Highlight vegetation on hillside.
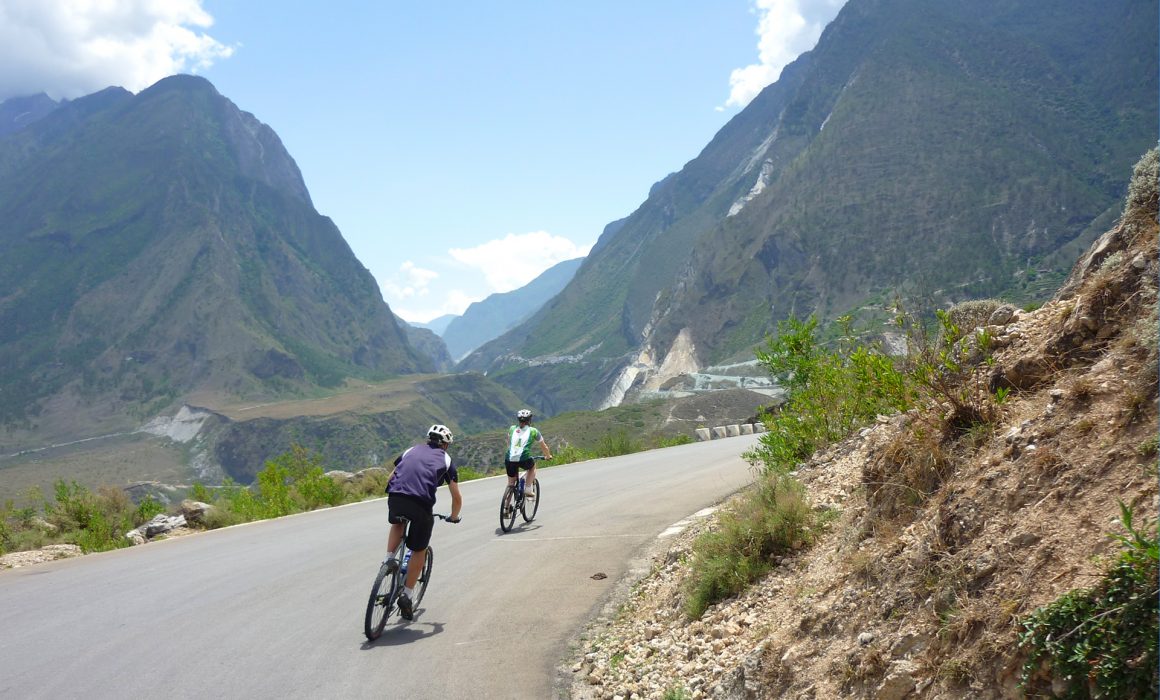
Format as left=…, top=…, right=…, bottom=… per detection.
left=1, top=480, right=166, bottom=555
left=0, top=417, right=697, bottom=557
left=1018, top=502, right=1158, bottom=698
left=675, top=147, right=1159, bottom=696
left=683, top=313, right=915, bottom=618
left=680, top=292, right=1157, bottom=692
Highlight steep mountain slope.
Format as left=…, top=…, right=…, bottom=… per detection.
left=442, top=256, right=583, bottom=360
left=570, top=148, right=1158, bottom=700
left=0, top=75, right=430, bottom=446
left=396, top=314, right=454, bottom=371
left=463, top=0, right=1157, bottom=414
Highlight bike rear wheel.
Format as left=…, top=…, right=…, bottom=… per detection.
left=364, top=557, right=400, bottom=640
left=414, top=547, right=434, bottom=607
left=499, top=486, right=518, bottom=532
left=521, top=478, right=540, bottom=522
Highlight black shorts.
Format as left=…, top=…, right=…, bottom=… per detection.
left=386, top=494, right=434, bottom=551
left=504, top=457, right=535, bottom=479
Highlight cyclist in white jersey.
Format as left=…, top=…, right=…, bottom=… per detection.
left=505, top=409, right=552, bottom=499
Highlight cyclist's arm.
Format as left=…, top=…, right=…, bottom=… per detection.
left=448, top=480, right=463, bottom=521
left=537, top=435, right=553, bottom=460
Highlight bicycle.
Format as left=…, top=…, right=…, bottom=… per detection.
left=499, top=456, right=547, bottom=533
left=363, top=513, right=450, bottom=640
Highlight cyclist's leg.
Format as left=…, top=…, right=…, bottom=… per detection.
left=385, top=494, right=409, bottom=554
left=402, top=508, right=434, bottom=591
left=405, top=547, right=427, bottom=589
left=523, top=457, right=537, bottom=499
left=504, top=458, right=519, bottom=488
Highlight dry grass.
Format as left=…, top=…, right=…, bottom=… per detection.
left=863, top=425, right=952, bottom=521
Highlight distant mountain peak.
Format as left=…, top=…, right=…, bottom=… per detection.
left=0, top=75, right=428, bottom=436
left=460, top=0, right=1158, bottom=414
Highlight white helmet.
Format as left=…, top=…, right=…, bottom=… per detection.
left=516, top=409, right=533, bottom=421
left=427, top=424, right=454, bottom=444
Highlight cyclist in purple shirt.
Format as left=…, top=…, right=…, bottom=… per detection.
left=385, top=424, right=463, bottom=620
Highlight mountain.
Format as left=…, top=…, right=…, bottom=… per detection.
left=0, top=93, right=59, bottom=137
left=0, top=75, right=431, bottom=446
left=569, top=147, right=1160, bottom=699
left=395, top=314, right=454, bottom=371
left=410, top=314, right=457, bottom=335
left=460, top=0, right=1158, bottom=414
left=442, top=257, right=584, bottom=361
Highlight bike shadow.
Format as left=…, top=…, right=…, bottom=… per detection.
left=493, top=522, right=544, bottom=536
left=360, top=616, right=445, bottom=649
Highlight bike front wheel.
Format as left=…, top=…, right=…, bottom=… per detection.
left=521, top=478, right=540, bottom=522
left=364, top=558, right=400, bottom=641
left=499, top=486, right=518, bottom=532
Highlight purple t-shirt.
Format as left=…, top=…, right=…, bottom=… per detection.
left=386, top=442, right=458, bottom=507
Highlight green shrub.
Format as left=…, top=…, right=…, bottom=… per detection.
left=0, top=504, right=11, bottom=556
left=133, top=495, right=166, bottom=524
left=897, top=306, right=1004, bottom=436
left=293, top=467, right=345, bottom=510
left=190, top=482, right=214, bottom=503
left=456, top=466, right=485, bottom=482
left=684, top=472, right=814, bottom=618
left=655, top=434, right=694, bottom=448
left=749, top=315, right=911, bottom=475
left=551, top=444, right=591, bottom=466
left=595, top=431, right=640, bottom=458
left=254, top=457, right=296, bottom=518
left=348, top=470, right=390, bottom=498
left=1018, top=503, right=1158, bottom=698
left=40, top=481, right=143, bottom=552
left=214, top=478, right=265, bottom=523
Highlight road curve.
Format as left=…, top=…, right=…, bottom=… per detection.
left=0, top=434, right=761, bottom=699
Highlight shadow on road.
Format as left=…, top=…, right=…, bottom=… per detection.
left=493, top=522, right=544, bottom=537
left=360, top=618, right=445, bottom=649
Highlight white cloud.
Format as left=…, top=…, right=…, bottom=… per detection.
left=0, top=0, right=233, bottom=101
left=380, top=260, right=438, bottom=302
left=723, top=0, right=847, bottom=109
left=449, top=231, right=590, bottom=295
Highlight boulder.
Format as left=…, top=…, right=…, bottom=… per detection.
left=142, top=514, right=187, bottom=539
left=180, top=500, right=213, bottom=524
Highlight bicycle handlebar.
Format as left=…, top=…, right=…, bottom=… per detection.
left=434, top=513, right=460, bottom=523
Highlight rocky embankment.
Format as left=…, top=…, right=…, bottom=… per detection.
left=563, top=153, right=1159, bottom=699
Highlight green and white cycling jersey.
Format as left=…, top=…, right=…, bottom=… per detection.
left=507, top=425, right=542, bottom=461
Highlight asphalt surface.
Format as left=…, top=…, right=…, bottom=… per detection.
left=0, top=434, right=760, bottom=699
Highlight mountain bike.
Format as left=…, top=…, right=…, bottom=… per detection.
left=499, top=456, right=547, bottom=533
left=363, top=513, right=450, bottom=640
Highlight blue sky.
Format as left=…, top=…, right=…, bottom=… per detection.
left=0, top=0, right=847, bottom=323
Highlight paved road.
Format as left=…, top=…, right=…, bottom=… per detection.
left=0, top=434, right=760, bottom=699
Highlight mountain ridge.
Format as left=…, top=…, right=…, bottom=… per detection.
left=461, top=0, right=1158, bottom=415
left=0, top=75, right=430, bottom=444
left=442, top=256, right=583, bottom=361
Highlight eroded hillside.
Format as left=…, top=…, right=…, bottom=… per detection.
left=566, top=152, right=1158, bottom=699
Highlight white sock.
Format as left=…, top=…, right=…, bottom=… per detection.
left=404, top=586, right=414, bottom=598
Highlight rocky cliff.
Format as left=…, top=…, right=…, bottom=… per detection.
left=565, top=150, right=1158, bottom=699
